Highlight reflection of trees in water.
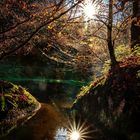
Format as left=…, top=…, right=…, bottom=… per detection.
left=0, top=54, right=93, bottom=103
left=1, top=53, right=94, bottom=81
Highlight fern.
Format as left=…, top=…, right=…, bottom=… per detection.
left=1, top=95, right=6, bottom=111
left=132, top=45, right=140, bottom=56
left=0, top=86, right=18, bottom=111
left=7, top=99, right=18, bottom=108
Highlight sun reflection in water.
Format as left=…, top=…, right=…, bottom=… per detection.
left=70, top=130, right=80, bottom=140
left=67, top=117, right=93, bottom=140
left=54, top=116, right=95, bottom=140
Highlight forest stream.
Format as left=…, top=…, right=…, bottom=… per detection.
left=0, top=61, right=92, bottom=140
left=0, top=0, right=140, bottom=139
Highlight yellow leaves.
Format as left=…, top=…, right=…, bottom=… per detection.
left=89, top=37, right=94, bottom=42
left=48, top=25, right=52, bottom=29
left=88, top=37, right=97, bottom=42
left=58, top=32, right=62, bottom=37
left=89, top=44, right=93, bottom=47
left=80, top=41, right=87, bottom=45
left=43, top=11, right=48, bottom=16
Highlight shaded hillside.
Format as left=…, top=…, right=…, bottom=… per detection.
left=72, top=56, right=140, bottom=140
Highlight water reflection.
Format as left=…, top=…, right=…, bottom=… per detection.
left=54, top=127, right=68, bottom=140
left=0, top=58, right=93, bottom=140
left=0, top=62, right=91, bottom=103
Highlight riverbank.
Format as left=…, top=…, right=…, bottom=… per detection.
left=72, top=56, right=140, bottom=140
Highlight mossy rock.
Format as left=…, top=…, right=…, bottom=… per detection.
left=0, top=81, right=41, bottom=137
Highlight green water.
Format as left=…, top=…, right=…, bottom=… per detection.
left=0, top=62, right=91, bottom=101
left=0, top=63, right=90, bottom=83
left=0, top=77, right=87, bottom=86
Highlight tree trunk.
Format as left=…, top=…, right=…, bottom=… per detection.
left=107, top=0, right=118, bottom=66
left=131, top=0, right=140, bottom=48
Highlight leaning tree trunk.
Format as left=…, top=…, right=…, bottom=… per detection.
left=131, top=0, right=140, bottom=48
left=107, top=0, right=118, bottom=66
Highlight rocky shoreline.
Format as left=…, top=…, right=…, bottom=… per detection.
left=0, top=81, right=41, bottom=137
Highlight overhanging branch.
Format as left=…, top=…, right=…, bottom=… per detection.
left=0, top=0, right=83, bottom=60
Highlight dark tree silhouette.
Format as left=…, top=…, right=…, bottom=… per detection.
left=107, top=0, right=118, bottom=66
left=131, top=0, right=140, bottom=48
left=118, top=0, right=140, bottom=48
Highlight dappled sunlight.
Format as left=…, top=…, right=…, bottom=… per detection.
left=0, top=0, right=140, bottom=139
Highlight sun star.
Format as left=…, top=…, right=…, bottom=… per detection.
left=82, top=0, right=99, bottom=21
left=83, top=2, right=95, bottom=19
left=70, top=131, right=80, bottom=140
left=67, top=117, right=94, bottom=140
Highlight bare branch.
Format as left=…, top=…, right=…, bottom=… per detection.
left=0, top=0, right=83, bottom=60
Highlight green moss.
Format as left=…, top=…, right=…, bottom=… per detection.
left=0, top=81, right=38, bottom=112
left=77, top=83, right=93, bottom=98
left=0, top=81, right=40, bottom=137
left=137, top=70, right=140, bottom=78
left=77, top=76, right=105, bottom=98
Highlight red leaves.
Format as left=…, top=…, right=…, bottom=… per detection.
left=93, top=76, right=105, bottom=86
left=18, top=94, right=28, bottom=102
left=5, top=0, right=28, bottom=11
left=19, top=0, right=28, bottom=10
left=93, top=81, right=97, bottom=86
left=0, top=93, right=3, bottom=97
left=120, top=56, right=140, bottom=68
left=22, top=2, right=26, bottom=10
left=12, top=92, right=28, bottom=102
